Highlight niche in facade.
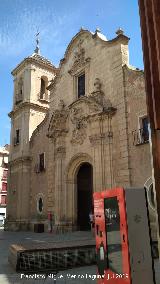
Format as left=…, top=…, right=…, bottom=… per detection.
left=15, top=78, right=23, bottom=104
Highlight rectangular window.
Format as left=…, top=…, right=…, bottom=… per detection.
left=40, top=78, right=46, bottom=99
left=14, top=129, right=20, bottom=146
left=16, top=129, right=20, bottom=144
left=78, top=73, right=85, bottom=98
left=139, top=116, right=149, bottom=143
left=39, top=153, right=45, bottom=172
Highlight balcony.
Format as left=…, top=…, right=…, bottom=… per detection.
left=132, top=128, right=149, bottom=146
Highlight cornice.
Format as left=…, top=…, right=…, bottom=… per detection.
left=98, top=33, right=130, bottom=45
left=11, top=57, right=57, bottom=76
left=64, top=29, right=129, bottom=62
left=123, top=64, right=144, bottom=74
left=8, top=101, right=49, bottom=118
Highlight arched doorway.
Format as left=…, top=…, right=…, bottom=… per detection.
left=77, top=163, right=93, bottom=230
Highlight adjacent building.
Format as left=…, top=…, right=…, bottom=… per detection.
left=0, top=145, right=9, bottom=223
left=6, top=28, right=156, bottom=238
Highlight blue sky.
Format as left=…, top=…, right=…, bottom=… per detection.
left=0, top=0, right=143, bottom=146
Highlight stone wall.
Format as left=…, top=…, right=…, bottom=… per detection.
left=29, top=116, right=49, bottom=231
left=123, top=65, right=152, bottom=186
left=46, top=29, right=133, bottom=228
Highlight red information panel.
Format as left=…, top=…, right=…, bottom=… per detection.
left=94, top=188, right=131, bottom=284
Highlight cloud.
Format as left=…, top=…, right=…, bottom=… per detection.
left=0, top=3, right=78, bottom=58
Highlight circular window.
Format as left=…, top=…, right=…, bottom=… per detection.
left=38, top=197, right=43, bottom=213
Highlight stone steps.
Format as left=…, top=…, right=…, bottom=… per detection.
left=8, top=238, right=96, bottom=273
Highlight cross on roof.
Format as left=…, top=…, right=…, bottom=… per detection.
left=34, top=30, right=40, bottom=54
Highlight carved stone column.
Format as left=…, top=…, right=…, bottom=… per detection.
left=47, top=100, right=69, bottom=229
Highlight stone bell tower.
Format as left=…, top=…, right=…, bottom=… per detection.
left=6, top=35, right=57, bottom=230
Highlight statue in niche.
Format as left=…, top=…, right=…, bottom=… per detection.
left=93, top=78, right=102, bottom=92
left=91, top=78, right=113, bottom=110
left=90, top=77, right=104, bottom=105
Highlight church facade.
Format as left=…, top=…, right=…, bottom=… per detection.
left=6, top=28, right=156, bottom=235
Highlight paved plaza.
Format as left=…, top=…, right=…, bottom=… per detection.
left=0, top=228, right=159, bottom=284
left=0, top=229, right=97, bottom=284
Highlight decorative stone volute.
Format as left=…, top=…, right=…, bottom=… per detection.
left=47, top=100, right=69, bottom=139
left=68, top=93, right=116, bottom=145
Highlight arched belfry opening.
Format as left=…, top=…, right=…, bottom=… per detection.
left=40, top=76, right=48, bottom=100
left=76, top=162, right=93, bottom=230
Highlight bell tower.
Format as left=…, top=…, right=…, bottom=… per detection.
left=6, top=36, right=57, bottom=230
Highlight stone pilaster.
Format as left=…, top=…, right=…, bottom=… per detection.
left=89, top=112, right=116, bottom=192
left=54, top=145, right=66, bottom=224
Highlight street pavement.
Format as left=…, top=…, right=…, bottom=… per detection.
left=0, top=228, right=159, bottom=284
